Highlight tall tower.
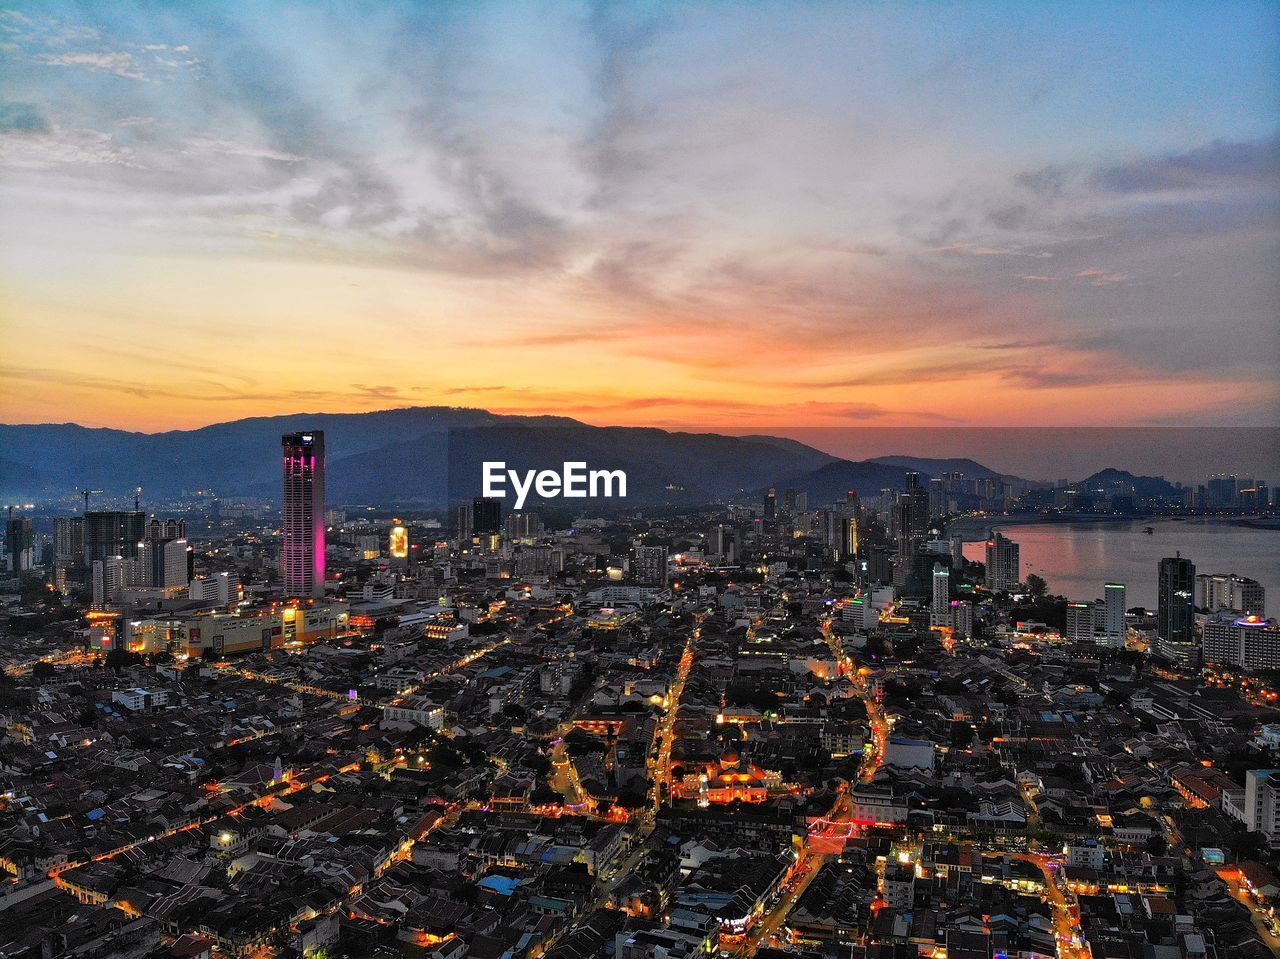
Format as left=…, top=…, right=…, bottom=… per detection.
left=1156, top=555, right=1196, bottom=664
left=282, top=431, right=326, bottom=599
left=5, top=511, right=35, bottom=574
left=931, top=563, right=951, bottom=627
left=1103, top=583, right=1126, bottom=648
left=895, top=472, right=929, bottom=561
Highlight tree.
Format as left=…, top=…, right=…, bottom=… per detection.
left=105, top=648, right=142, bottom=671
left=530, top=784, right=559, bottom=806
left=1025, top=574, right=1048, bottom=598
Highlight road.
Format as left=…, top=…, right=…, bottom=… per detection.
left=822, top=617, right=888, bottom=784
left=986, top=850, right=1089, bottom=959
left=573, top=617, right=703, bottom=913
left=1217, top=866, right=1280, bottom=954
left=728, top=618, right=885, bottom=956
left=735, top=794, right=857, bottom=956
left=216, top=638, right=509, bottom=708
left=645, top=622, right=700, bottom=822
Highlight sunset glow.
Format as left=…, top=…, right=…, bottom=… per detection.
left=1, top=2, right=1278, bottom=430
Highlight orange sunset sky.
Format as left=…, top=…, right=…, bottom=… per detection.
left=1, top=2, right=1278, bottom=433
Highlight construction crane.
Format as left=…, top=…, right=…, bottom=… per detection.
left=81, top=488, right=103, bottom=513
left=134, top=486, right=142, bottom=512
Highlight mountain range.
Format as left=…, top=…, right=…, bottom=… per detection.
left=0, top=406, right=1131, bottom=509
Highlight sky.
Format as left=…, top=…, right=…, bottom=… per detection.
left=1, top=1, right=1278, bottom=433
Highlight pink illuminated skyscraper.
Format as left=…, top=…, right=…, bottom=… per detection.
left=282, top=431, right=326, bottom=598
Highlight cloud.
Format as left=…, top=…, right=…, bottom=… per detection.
left=0, top=3, right=1276, bottom=428
left=36, top=50, right=146, bottom=79
left=183, top=136, right=303, bottom=163
left=1093, top=137, right=1280, bottom=193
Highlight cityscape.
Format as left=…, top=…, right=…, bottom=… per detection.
left=0, top=423, right=1279, bottom=959
left=2, top=3, right=1279, bottom=959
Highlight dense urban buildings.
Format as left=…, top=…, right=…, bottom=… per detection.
left=2, top=430, right=1279, bottom=959
left=3, top=3, right=1277, bottom=957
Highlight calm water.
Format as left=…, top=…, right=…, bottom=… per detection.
left=960, top=519, right=1280, bottom=610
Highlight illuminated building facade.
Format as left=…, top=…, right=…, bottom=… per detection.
left=282, top=431, right=326, bottom=598
left=389, top=524, right=409, bottom=559
left=167, top=602, right=350, bottom=658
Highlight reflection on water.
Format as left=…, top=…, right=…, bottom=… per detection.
left=961, top=519, right=1279, bottom=610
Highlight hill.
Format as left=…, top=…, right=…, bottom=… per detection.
left=1076, top=467, right=1181, bottom=500
left=0, top=407, right=838, bottom=507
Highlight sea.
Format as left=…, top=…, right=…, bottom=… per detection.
left=957, top=518, right=1279, bottom=610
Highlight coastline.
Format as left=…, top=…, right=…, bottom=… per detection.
left=946, top=513, right=1279, bottom=539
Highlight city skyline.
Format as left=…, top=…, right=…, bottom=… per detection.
left=2, top=1, right=1279, bottom=430
left=6, top=6, right=1280, bottom=958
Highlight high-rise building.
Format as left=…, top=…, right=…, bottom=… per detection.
left=840, top=516, right=859, bottom=563
left=472, top=498, right=502, bottom=537
left=928, top=477, right=947, bottom=521
left=456, top=502, right=474, bottom=543
left=1202, top=612, right=1280, bottom=671
left=54, top=516, right=84, bottom=564
left=1156, top=554, right=1196, bottom=664
left=84, top=511, right=145, bottom=564
left=281, top=431, right=326, bottom=599
left=504, top=512, right=543, bottom=542
left=136, top=537, right=189, bottom=588
left=930, top=563, right=950, bottom=627
left=984, top=531, right=1020, bottom=593
left=951, top=600, right=974, bottom=639
left=764, top=488, right=777, bottom=521
left=895, top=473, right=929, bottom=561
left=1206, top=475, right=1238, bottom=509
left=1103, top=582, right=1126, bottom=648
left=1196, top=573, right=1265, bottom=616
left=135, top=518, right=189, bottom=588
left=5, top=514, right=35, bottom=574
left=632, top=545, right=668, bottom=586
left=190, top=571, right=241, bottom=605
left=1064, top=603, right=1096, bottom=643
left=709, top=523, right=731, bottom=561
left=1242, top=770, right=1280, bottom=840
left=91, top=556, right=125, bottom=607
